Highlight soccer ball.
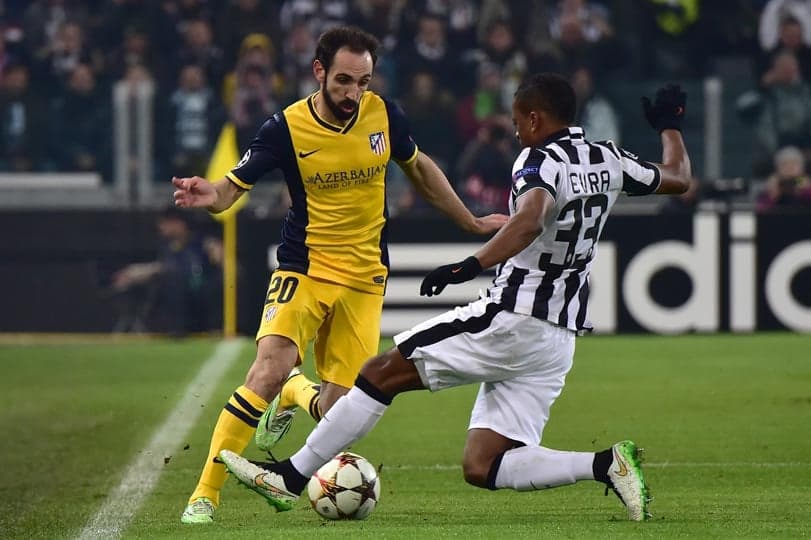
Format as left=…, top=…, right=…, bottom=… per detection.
left=307, top=451, right=380, bottom=520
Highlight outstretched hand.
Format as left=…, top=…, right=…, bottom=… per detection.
left=470, top=213, right=509, bottom=235
left=173, top=176, right=217, bottom=208
left=641, top=84, right=686, bottom=133
left=420, top=256, right=483, bottom=297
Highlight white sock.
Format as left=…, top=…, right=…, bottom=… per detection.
left=494, top=446, right=595, bottom=491
left=290, top=386, right=388, bottom=477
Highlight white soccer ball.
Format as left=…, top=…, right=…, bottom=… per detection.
left=307, top=451, right=381, bottom=520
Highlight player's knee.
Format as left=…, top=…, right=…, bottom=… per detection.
left=358, top=353, right=389, bottom=381
left=358, top=348, right=420, bottom=398
left=356, top=354, right=397, bottom=403
left=246, top=337, right=298, bottom=397
left=461, top=458, right=490, bottom=488
left=245, top=361, right=284, bottom=397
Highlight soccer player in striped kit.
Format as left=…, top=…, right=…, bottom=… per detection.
left=220, top=74, right=692, bottom=521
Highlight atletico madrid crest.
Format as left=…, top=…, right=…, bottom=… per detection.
left=369, top=132, right=386, bottom=155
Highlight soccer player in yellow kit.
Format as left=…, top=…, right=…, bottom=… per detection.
left=174, top=26, right=507, bottom=523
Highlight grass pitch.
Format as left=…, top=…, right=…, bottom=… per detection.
left=0, top=333, right=809, bottom=539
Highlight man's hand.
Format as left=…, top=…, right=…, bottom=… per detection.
left=420, top=256, right=482, bottom=297
left=641, top=84, right=686, bottom=133
left=468, top=213, right=509, bottom=235
left=173, top=176, right=217, bottom=208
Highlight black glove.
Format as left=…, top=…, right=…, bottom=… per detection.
left=641, top=84, right=686, bottom=132
left=420, top=256, right=482, bottom=297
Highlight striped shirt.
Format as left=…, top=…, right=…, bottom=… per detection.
left=489, top=126, right=660, bottom=332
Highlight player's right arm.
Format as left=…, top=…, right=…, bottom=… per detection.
left=172, top=176, right=246, bottom=213
left=419, top=189, right=552, bottom=297
left=473, top=147, right=559, bottom=269
left=173, top=113, right=287, bottom=213
left=473, top=187, right=554, bottom=270
left=419, top=148, right=557, bottom=297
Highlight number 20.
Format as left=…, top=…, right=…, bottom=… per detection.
left=266, top=275, right=299, bottom=304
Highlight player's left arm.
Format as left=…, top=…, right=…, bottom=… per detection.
left=400, top=151, right=507, bottom=235
left=640, top=84, right=692, bottom=194
left=383, top=96, right=506, bottom=235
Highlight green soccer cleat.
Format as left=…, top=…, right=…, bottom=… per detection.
left=255, top=368, right=300, bottom=451
left=219, top=449, right=298, bottom=511
left=606, top=440, right=652, bottom=521
left=180, top=497, right=215, bottom=524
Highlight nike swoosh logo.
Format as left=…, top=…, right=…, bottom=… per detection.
left=529, top=480, right=553, bottom=489
left=613, top=448, right=628, bottom=477
left=254, top=473, right=288, bottom=496
left=451, top=267, right=462, bottom=274
left=298, top=148, right=321, bottom=158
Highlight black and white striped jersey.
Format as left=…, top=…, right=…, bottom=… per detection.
left=489, top=126, right=661, bottom=332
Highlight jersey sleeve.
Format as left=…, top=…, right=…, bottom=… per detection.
left=383, top=98, right=418, bottom=164
left=615, top=143, right=661, bottom=196
left=226, top=112, right=290, bottom=190
left=511, top=147, right=559, bottom=201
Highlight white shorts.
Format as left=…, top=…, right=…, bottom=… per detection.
left=394, top=297, right=575, bottom=446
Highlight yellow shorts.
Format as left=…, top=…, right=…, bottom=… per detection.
left=256, top=270, right=384, bottom=388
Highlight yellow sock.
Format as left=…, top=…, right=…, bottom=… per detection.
left=279, top=372, right=322, bottom=421
left=189, top=385, right=268, bottom=506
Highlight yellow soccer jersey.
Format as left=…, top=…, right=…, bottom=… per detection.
left=226, top=91, right=418, bottom=295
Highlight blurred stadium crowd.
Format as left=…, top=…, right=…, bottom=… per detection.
left=1, top=0, right=810, bottom=214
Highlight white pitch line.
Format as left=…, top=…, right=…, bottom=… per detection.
left=77, top=339, right=245, bottom=540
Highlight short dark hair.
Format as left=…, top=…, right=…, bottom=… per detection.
left=514, top=73, right=576, bottom=124
left=314, top=25, right=380, bottom=74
